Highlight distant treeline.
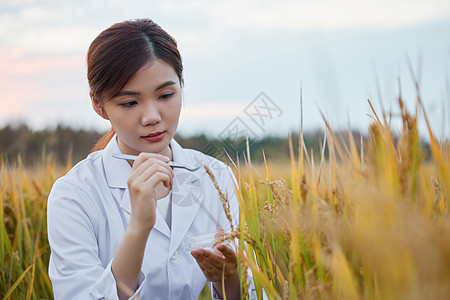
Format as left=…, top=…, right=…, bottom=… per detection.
left=0, top=123, right=399, bottom=167
left=0, top=124, right=102, bottom=166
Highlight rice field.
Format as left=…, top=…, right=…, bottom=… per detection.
left=1, top=96, right=449, bottom=299
left=1, top=157, right=69, bottom=299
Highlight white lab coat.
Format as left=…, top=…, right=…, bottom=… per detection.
left=47, top=136, right=256, bottom=299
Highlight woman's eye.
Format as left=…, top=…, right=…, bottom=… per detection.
left=160, top=93, right=174, bottom=100
left=120, top=101, right=138, bottom=107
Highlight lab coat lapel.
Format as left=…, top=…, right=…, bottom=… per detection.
left=102, top=135, right=129, bottom=189
left=169, top=140, right=204, bottom=253
left=119, top=188, right=171, bottom=238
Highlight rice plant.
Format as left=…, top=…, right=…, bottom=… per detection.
left=223, top=96, right=450, bottom=299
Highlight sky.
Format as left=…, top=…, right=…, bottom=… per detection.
left=1, top=0, right=450, bottom=140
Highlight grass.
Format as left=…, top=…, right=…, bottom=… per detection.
left=1, top=96, right=449, bottom=299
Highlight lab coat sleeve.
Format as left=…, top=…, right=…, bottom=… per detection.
left=47, top=179, right=146, bottom=300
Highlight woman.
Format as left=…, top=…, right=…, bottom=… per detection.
left=47, top=19, right=253, bottom=299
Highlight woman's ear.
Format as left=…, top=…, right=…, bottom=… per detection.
left=90, top=92, right=109, bottom=120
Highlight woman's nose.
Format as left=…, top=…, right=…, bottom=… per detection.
left=140, top=102, right=161, bottom=125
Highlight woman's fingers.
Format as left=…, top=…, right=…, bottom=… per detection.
left=132, top=155, right=174, bottom=180
left=197, top=261, right=219, bottom=281
left=191, top=246, right=240, bottom=282
left=216, top=244, right=237, bottom=262
left=195, top=253, right=224, bottom=273
left=213, top=229, right=237, bottom=261
left=192, top=250, right=225, bottom=282
left=127, top=155, right=174, bottom=191
left=130, top=164, right=172, bottom=189
left=135, top=152, right=170, bottom=164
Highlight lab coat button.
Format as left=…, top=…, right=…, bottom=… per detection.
left=171, top=251, right=179, bottom=260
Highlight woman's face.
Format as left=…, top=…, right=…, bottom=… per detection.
left=99, top=59, right=182, bottom=158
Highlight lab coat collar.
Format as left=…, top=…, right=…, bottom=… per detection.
left=102, top=135, right=131, bottom=189
left=101, top=136, right=204, bottom=244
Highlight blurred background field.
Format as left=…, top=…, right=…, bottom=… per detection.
left=1, top=97, right=449, bottom=299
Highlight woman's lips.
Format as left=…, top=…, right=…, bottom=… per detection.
left=142, top=131, right=165, bottom=142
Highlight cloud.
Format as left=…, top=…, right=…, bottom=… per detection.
left=0, top=46, right=86, bottom=123
left=161, top=0, right=450, bottom=32
left=0, top=46, right=83, bottom=75
left=2, top=0, right=449, bottom=56
left=180, top=102, right=245, bottom=120
left=0, top=0, right=117, bottom=54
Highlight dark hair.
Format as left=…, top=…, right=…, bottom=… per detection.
left=88, top=19, right=183, bottom=151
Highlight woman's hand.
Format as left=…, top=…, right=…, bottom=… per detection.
left=126, top=153, right=174, bottom=233
left=190, top=229, right=238, bottom=283
left=191, top=244, right=238, bottom=282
